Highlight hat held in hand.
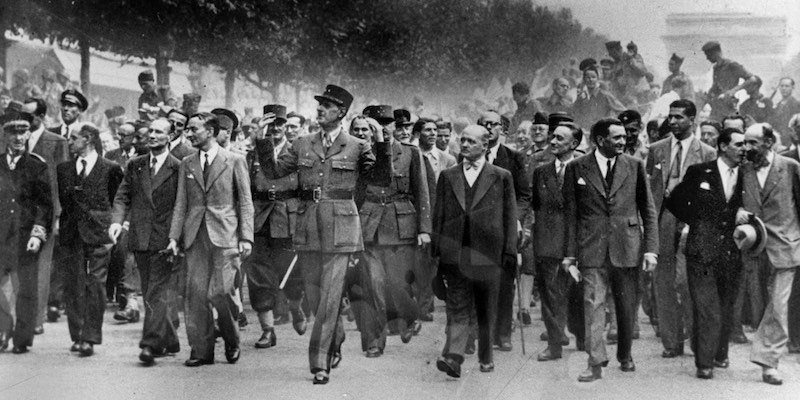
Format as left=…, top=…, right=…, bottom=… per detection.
left=733, top=215, right=767, bottom=256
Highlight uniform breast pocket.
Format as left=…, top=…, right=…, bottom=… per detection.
left=331, top=159, right=357, bottom=185
left=333, top=202, right=359, bottom=246
left=395, top=201, right=417, bottom=239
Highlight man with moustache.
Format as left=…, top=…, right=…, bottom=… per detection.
left=531, top=122, right=585, bottom=361
left=434, top=124, right=518, bottom=377
left=167, top=109, right=193, bottom=160
left=646, top=99, right=716, bottom=358
left=243, top=104, right=307, bottom=350
left=771, top=78, right=800, bottom=148
left=57, top=123, right=124, bottom=357
left=666, top=127, right=746, bottom=379
left=737, top=123, right=800, bottom=385
left=394, top=109, right=414, bottom=144
left=563, top=118, right=658, bottom=382
left=166, top=112, right=254, bottom=367
left=109, top=118, right=181, bottom=365
left=0, top=111, right=51, bottom=353
left=256, top=85, right=391, bottom=384
left=20, top=98, right=68, bottom=332
left=49, top=90, right=87, bottom=138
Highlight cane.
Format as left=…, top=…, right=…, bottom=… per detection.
left=516, top=253, right=526, bottom=355
left=279, top=254, right=299, bottom=290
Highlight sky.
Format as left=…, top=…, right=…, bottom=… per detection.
left=535, top=0, right=800, bottom=67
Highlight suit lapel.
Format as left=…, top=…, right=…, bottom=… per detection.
left=761, top=158, right=784, bottom=200
left=659, top=141, right=673, bottom=189
left=151, top=155, right=177, bottom=192
left=83, top=157, right=104, bottom=186
left=682, top=138, right=702, bottom=177
left=205, top=150, right=228, bottom=191
left=707, top=165, right=728, bottom=205
left=543, top=162, right=563, bottom=204
left=189, top=153, right=205, bottom=189
left=582, top=153, right=607, bottom=198
left=449, top=166, right=466, bottom=211
left=608, top=156, right=630, bottom=197
left=470, top=165, right=497, bottom=210
left=138, top=158, right=154, bottom=205
left=743, top=165, right=762, bottom=207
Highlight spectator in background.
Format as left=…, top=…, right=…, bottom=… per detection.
left=138, top=71, right=159, bottom=109
left=771, top=77, right=800, bottom=148
left=700, top=120, right=723, bottom=148
left=646, top=119, right=663, bottom=144
left=722, top=114, right=747, bottom=132
left=510, top=82, right=543, bottom=135
left=739, top=76, right=772, bottom=125
left=41, top=69, right=64, bottom=125
left=662, top=53, right=695, bottom=102
left=285, top=112, right=306, bottom=143
left=539, top=78, right=573, bottom=115
left=573, top=65, right=626, bottom=135
left=10, top=69, right=42, bottom=102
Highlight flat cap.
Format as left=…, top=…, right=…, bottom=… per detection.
left=702, top=41, right=721, bottom=53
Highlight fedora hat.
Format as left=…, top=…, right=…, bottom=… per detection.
left=733, top=215, right=767, bottom=256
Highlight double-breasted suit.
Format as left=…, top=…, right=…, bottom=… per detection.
left=433, top=161, right=518, bottom=366
left=169, top=145, right=254, bottom=361
left=112, top=153, right=181, bottom=353
left=259, top=129, right=391, bottom=374
left=0, top=152, right=51, bottom=348
left=666, top=159, right=743, bottom=370
left=563, top=152, right=658, bottom=367
left=646, top=136, right=716, bottom=353
left=57, top=155, right=123, bottom=345
left=740, top=154, right=800, bottom=369
left=779, top=148, right=800, bottom=351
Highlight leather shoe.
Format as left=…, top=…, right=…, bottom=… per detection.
left=497, top=341, right=512, bottom=352
left=578, top=365, right=602, bottom=382
left=313, top=371, right=329, bottom=385
left=696, top=368, right=713, bottom=379
left=331, top=351, right=342, bottom=369
left=225, top=345, right=240, bottom=364
left=730, top=331, right=749, bottom=344
left=412, top=321, right=422, bottom=336
left=166, top=343, right=181, bottom=354
left=419, top=313, right=434, bottom=322
left=113, top=307, right=140, bottom=323
left=762, top=369, right=783, bottom=385
left=184, top=357, right=214, bottom=367
left=661, top=348, right=684, bottom=358
left=465, top=341, right=476, bottom=355
left=46, top=306, right=60, bottom=322
left=70, top=342, right=80, bottom=352
left=237, top=312, right=248, bottom=329
left=620, top=360, right=636, bottom=372
left=34, top=325, right=44, bottom=335
left=139, top=347, right=155, bottom=365
left=11, top=345, right=28, bottom=354
left=479, top=362, right=494, bottom=372
left=714, top=359, right=729, bottom=369
left=78, top=342, right=94, bottom=357
left=607, top=330, right=618, bottom=345
left=537, top=348, right=562, bottom=362
left=0, top=332, right=8, bottom=350
left=436, top=356, right=461, bottom=378
left=291, top=309, right=307, bottom=336
left=518, top=310, right=532, bottom=326
left=365, top=347, right=383, bottom=358
left=539, top=331, right=548, bottom=341
left=400, top=326, right=414, bottom=344
left=254, top=330, right=276, bottom=349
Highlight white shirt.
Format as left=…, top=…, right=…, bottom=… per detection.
left=169, top=137, right=183, bottom=151
left=554, top=155, right=574, bottom=175
left=61, top=122, right=77, bottom=138
left=199, top=142, right=220, bottom=171
left=27, top=124, right=45, bottom=153
left=594, top=150, right=616, bottom=179
left=422, top=147, right=442, bottom=179
left=756, top=151, right=775, bottom=188
left=149, top=151, right=169, bottom=176
left=487, top=142, right=501, bottom=164
left=716, top=157, right=738, bottom=200
left=76, top=149, right=99, bottom=176
left=670, top=135, right=693, bottom=175
left=463, top=156, right=486, bottom=187
left=6, top=153, right=22, bottom=170
left=322, top=125, right=342, bottom=146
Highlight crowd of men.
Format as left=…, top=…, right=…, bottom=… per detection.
left=2, top=39, right=800, bottom=387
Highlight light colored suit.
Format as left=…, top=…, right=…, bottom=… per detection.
left=169, top=145, right=254, bottom=360
left=742, top=154, right=800, bottom=368
left=646, top=136, right=716, bottom=352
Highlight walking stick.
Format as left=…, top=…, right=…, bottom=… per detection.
left=279, top=254, right=299, bottom=290
left=516, top=253, right=526, bottom=355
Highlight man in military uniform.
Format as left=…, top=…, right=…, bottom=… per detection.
left=244, top=104, right=307, bottom=350
left=606, top=41, right=648, bottom=107
left=662, top=54, right=695, bottom=102
left=510, top=82, right=543, bottom=135
left=739, top=76, right=773, bottom=125
left=538, top=78, right=573, bottom=115
left=0, top=111, right=51, bottom=353
left=702, top=41, right=759, bottom=122
left=258, top=84, right=391, bottom=384
left=49, top=89, right=87, bottom=138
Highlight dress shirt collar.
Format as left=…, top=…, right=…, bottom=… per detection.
left=594, top=149, right=616, bottom=168
left=463, top=155, right=486, bottom=171
left=716, top=157, right=738, bottom=177
left=487, top=142, right=501, bottom=163
left=6, top=152, right=22, bottom=170
left=200, top=142, right=220, bottom=166
left=322, top=125, right=342, bottom=144
left=28, top=124, right=45, bottom=153
left=555, top=155, right=574, bottom=171
left=150, top=151, right=169, bottom=174
left=76, top=149, right=99, bottom=175
left=169, top=137, right=183, bottom=151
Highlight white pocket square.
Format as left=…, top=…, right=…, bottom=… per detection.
left=699, top=182, right=710, bottom=190
left=577, top=177, right=587, bottom=185
left=187, top=173, right=195, bottom=179
left=655, top=163, right=662, bottom=170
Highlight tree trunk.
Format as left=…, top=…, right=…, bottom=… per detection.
left=295, top=84, right=302, bottom=114
left=79, top=39, right=91, bottom=97
left=224, top=69, right=236, bottom=109
left=0, top=5, right=7, bottom=86
left=155, top=52, right=170, bottom=86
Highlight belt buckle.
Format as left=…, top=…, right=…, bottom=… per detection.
left=267, top=188, right=276, bottom=201
left=312, top=187, right=321, bottom=203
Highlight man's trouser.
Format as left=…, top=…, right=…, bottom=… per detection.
left=583, top=264, right=639, bottom=367
left=35, top=235, right=56, bottom=326
left=751, top=260, right=796, bottom=369
left=536, top=257, right=571, bottom=354
left=63, top=242, right=112, bottom=344
left=243, top=236, right=303, bottom=315
left=654, top=210, right=693, bottom=352
left=134, top=250, right=180, bottom=351
left=0, top=247, right=39, bottom=347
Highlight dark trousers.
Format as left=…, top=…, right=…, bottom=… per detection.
left=583, top=265, right=639, bottom=367
left=366, top=245, right=419, bottom=334
left=134, top=251, right=180, bottom=351
left=63, top=242, right=112, bottom=344
left=686, top=256, right=741, bottom=369
left=536, top=257, right=571, bottom=353
left=106, top=229, right=140, bottom=303
left=0, top=250, right=39, bottom=347
left=414, top=249, right=436, bottom=316
left=348, top=252, right=388, bottom=352
left=568, top=279, right=586, bottom=345
left=47, top=240, right=65, bottom=309
left=788, top=269, right=800, bottom=347
left=654, top=211, right=692, bottom=351
left=300, top=251, right=348, bottom=374
left=441, top=263, right=500, bottom=365
left=184, top=225, right=240, bottom=360
left=733, top=256, right=768, bottom=333
left=243, top=236, right=303, bottom=313
left=494, top=266, right=515, bottom=343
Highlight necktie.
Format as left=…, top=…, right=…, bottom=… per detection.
left=466, top=160, right=479, bottom=170
left=670, top=142, right=682, bottom=179
left=8, top=155, right=19, bottom=171
left=323, top=132, right=332, bottom=149
left=726, top=168, right=735, bottom=201
left=556, top=162, right=565, bottom=188
left=203, top=153, right=210, bottom=182
left=150, top=157, right=158, bottom=177
left=78, top=159, right=87, bottom=182
left=605, top=159, right=614, bottom=188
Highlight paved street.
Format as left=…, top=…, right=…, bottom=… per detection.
left=1, top=302, right=798, bottom=400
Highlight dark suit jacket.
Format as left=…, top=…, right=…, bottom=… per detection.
left=169, top=146, right=254, bottom=249
left=459, top=144, right=531, bottom=221
left=170, top=141, right=195, bottom=161
left=57, top=156, right=124, bottom=246
left=105, top=147, right=140, bottom=170
left=780, top=148, right=800, bottom=163
left=563, top=152, right=658, bottom=267
left=665, top=160, right=742, bottom=264
left=531, top=160, right=567, bottom=259
left=0, top=153, right=52, bottom=262
left=646, top=136, right=716, bottom=213
left=432, top=162, right=518, bottom=279
left=31, top=129, right=69, bottom=226
left=112, top=153, right=181, bottom=251
left=740, top=154, right=800, bottom=269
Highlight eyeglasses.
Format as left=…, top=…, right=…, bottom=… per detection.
left=484, top=121, right=501, bottom=128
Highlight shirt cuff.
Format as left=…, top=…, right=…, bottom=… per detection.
left=30, top=225, right=47, bottom=242
left=644, top=252, right=658, bottom=259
